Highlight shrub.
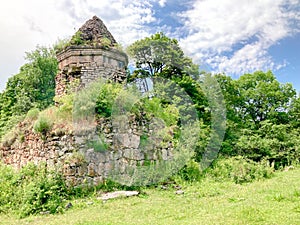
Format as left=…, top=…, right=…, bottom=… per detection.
left=0, top=163, right=69, bottom=218
left=54, top=94, right=74, bottom=122
left=207, top=156, right=274, bottom=184
left=0, top=115, right=24, bottom=140
left=18, top=163, right=68, bottom=217
left=65, top=152, right=86, bottom=165
left=100, top=37, right=112, bottom=49
left=26, top=108, right=40, bottom=121
left=70, top=31, right=84, bottom=45
left=1, top=129, right=18, bottom=147
left=176, top=160, right=202, bottom=182
left=33, top=114, right=53, bottom=135
left=54, top=38, right=70, bottom=53
left=0, top=163, right=19, bottom=213
left=95, top=82, right=123, bottom=117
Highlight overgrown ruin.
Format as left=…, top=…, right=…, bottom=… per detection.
left=55, top=16, right=128, bottom=97
left=0, top=16, right=175, bottom=186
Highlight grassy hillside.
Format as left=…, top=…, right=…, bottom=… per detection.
left=1, top=167, right=299, bottom=225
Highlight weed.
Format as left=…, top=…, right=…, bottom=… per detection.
left=25, top=108, right=40, bottom=121
left=33, top=115, right=53, bottom=135
left=207, top=156, right=274, bottom=184
left=87, top=138, right=109, bottom=152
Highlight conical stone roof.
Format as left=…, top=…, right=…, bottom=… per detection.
left=75, top=16, right=117, bottom=47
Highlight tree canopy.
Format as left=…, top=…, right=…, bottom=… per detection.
left=127, top=32, right=199, bottom=78
left=126, top=33, right=299, bottom=166
left=0, top=46, right=58, bottom=138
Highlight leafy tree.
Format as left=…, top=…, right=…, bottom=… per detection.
left=21, top=46, right=58, bottom=109
left=235, top=121, right=300, bottom=167
left=127, top=33, right=207, bottom=120
left=0, top=46, right=58, bottom=138
left=289, top=94, right=300, bottom=127
left=215, top=72, right=298, bottom=165
left=127, top=32, right=199, bottom=78
left=234, top=71, right=296, bottom=126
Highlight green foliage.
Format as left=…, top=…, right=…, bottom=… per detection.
left=95, top=82, right=123, bottom=117
left=176, top=160, right=202, bottom=182
left=73, top=80, right=123, bottom=123
left=214, top=72, right=298, bottom=166
left=26, top=108, right=40, bottom=121
left=54, top=38, right=71, bottom=53
left=141, top=97, right=179, bottom=127
left=1, top=167, right=300, bottom=224
left=54, top=93, right=74, bottom=121
left=234, top=71, right=295, bottom=125
left=139, top=134, right=149, bottom=148
left=207, top=157, right=274, bottom=184
left=127, top=32, right=199, bottom=77
left=87, top=138, right=109, bottom=152
left=289, top=95, right=300, bottom=127
left=100, top=37, right=112, bottom=49
left=0, top=46, right=58, bottom=139
left=193, top=120, right=211, bottom=162
left=33, top=114, right=53, bottom=135
left=235, top=121, right=300, bottom=168
left=0, top=115, right=24, bottom=141
left=0, top=163, right=68, bottom=218
left=70, top=31, right=84, bottom=45
left=64, top=152, right=86, bottom=166
left=114, top=43, right=124, bottom=52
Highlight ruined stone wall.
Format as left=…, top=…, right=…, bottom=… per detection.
left=55, top=46, right=128, bottom=97
left=0, top=117, right=174, bottom=186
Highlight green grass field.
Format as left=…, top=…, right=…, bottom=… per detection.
left=1, top=168, right=299, bottom=225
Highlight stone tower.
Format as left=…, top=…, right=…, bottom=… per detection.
left=55, top=16, right=128, bottom=97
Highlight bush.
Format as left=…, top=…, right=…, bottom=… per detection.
left=70, top=31, right=84, bottom=45
left=176, top=160, right=202, bottom=182
left=26, top=108, right=40, bottom=121
left=0, top=163, right=69, bottom=218
left=95, top=82, right=123, bottom=117
left=54, top=38, right=70, bottom=53
left=0, top=115, right=24, bottom=140
left=207, top=156, right=274, bottom=184
left=100, top=37, right=112, bottom=48
left=33, top=114, right=53, bottom=135
left=0, top=163, right=19, bottom=213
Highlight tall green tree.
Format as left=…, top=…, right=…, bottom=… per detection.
left=0, top=46, right=58, bottom=138
left=289, top=94, right=300, bottom=127
left=127, top=33, right=214, bottom=163
left=235, top=71, right=295, bottom=126
left=127, top=32, right=199, bottom=78
left=215, top=71, right=298, bottom=165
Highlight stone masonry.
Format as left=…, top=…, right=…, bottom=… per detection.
left=0, top=16, right=175, bottom=186
left=0, top=116, right=174, bottom=186
left=55, top=16, right=128, bottom=97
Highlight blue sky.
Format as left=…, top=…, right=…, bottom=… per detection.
left=0, top=0, right=299, bottom=92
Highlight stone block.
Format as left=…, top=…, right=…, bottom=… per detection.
left=64, top=165, right=76, bottom=176
left=88, top=163, right=96, bottom=177
left=162, top=149, right=168, bottom=160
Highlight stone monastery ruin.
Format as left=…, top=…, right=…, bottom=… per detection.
left=55, top=16, right=128, bottom=97
left=0, top=16, right=174, bottom=186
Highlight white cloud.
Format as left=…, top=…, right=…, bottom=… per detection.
left=158, top=0, right=167, bottom=7
left=1, top=0, right=299, bottom=91
left=179, top=0, right=300, bottom=75
left=0, top=0, right=156, bottom=91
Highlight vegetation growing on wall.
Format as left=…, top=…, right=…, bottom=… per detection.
left=0, top=26, right=299, bottom=219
